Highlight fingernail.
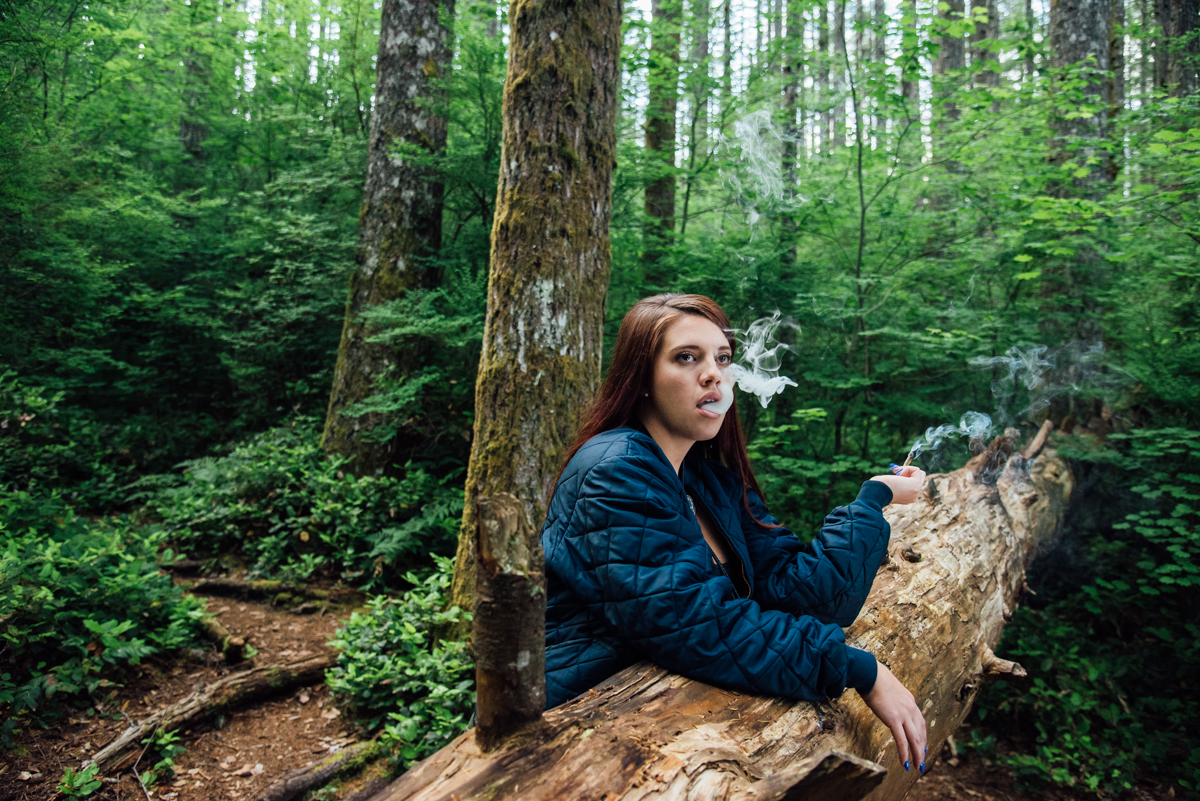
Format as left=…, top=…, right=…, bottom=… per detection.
left=925, top=746, right=928, bottom=755
left=920, top=761, right=925, bottom=773
left=904, top=761, right=910, bottom=772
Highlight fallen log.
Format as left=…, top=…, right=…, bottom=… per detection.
left=187, top=578, right=361, bottom=607
left=364, top=430, right=1073, bottom=801
left=87, top=654, right=336, bottom=775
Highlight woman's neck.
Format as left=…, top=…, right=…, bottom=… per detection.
left=637, top=412, right=694, bottom=477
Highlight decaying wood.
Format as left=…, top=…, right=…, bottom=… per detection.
left=188, top=578, right=359, bottom=606
left=199, top=605, right=247, bottom=663
left=88, top=654, right=335, bottom=775
left=1021, top=420, right=1054, bottom=460
left=366, top=431, right=1074, bottom=801
left=728, top=751, right=886, bottom=801
left=255, top=740, right=382, bottom=801
left=473, top=494, right=547, bottom=750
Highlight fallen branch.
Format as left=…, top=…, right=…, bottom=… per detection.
left=364, top=432, right=1073, bottom=801
left=255, top=740, right=382, bottom=801
left=87, top=654, right=336, bottom=775
left=199, top=604, right=247, bottom=663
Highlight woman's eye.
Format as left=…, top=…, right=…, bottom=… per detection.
left=678, top=353, right=695, bottom=363
left=718, top=354, right=732, bottom=364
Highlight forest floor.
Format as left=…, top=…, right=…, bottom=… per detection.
left=0, top=586, right=1164, bottom=801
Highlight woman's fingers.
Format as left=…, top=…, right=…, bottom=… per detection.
left=891, top=722, right=911, bottom=771
left=903, top=716, right=927, bottom=774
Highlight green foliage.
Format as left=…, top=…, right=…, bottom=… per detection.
left=0, top=492, right=205, bottom=745
left=57, top=764, right=103, bottom=799
left=138, top=418, right=464, bottom=587
left=326, top=556, right=473, bottom=767
left=973, top=428, right=1200, bottom=794
left=137, top=728, right=188, bottom=789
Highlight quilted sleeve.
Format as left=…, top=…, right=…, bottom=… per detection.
left=571, top=452, right=867, bottom=702
left=739, top=480, right=892, bottom=628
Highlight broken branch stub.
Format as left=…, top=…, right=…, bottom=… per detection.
left=473, top=493, right=546, bottom=751
left=367, top=434, right=1072, bottom=800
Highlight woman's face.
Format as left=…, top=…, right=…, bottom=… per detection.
left=643, top=314, right=733, bottom=446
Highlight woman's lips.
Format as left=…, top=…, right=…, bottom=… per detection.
left=697, top=385, right=733, bottom=417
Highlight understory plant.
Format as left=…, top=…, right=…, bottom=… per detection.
left=326, top=555, right=474, bottom=767
left=136, top=417, right=463, bottom=588
left=0, top=491, right=205, bottom=745
left=972, top=428, right=1200, bottom=795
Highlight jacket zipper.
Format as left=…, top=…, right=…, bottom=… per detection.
left=686, top=491, right=751, bottom=600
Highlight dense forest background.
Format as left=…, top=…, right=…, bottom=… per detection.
left=2, top=0, right=1198, bottom=792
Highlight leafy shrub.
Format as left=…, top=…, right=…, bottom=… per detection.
left=326, top=555, right=473, bottom=767
left=0, top=491, right=206, bottom=745
left=137, top=417, right=463, bottom=587
left=973, top=428, right=1200, bottom=795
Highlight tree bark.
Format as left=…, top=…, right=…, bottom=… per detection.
left=644, top=0, right=682, bottom=281
left=970, top=0, right=1000, bottom=90
left=722, top=0, right=734, bottom=122
left=87, top=655, right=336, bottom=775
left=473, top=493, right=547, bottom=749
left=1110, top=0, right=1126, bottom=118
left=368, top=432, right=1074, bottom=801
left=690, top=0, right=711, bottom=147
left=1165, top=0, right=1199, bottom=95
left=1049, top=0, right=1113, bottom=195
left=833, top=0, right=847, bottom=139
left=446, top=0, right=620, bottom=626
left=321, top=0, right=454, bottom=478
left=255, top=740, right=384, bottom=801
left=900, top=0, right=919, bottom=113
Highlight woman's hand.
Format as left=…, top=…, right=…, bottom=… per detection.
left=867, top=466, right=927, bottom=505
left=860, top=660, right=928, bottom=773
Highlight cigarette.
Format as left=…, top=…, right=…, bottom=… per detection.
left=903, top=453, right=914, bottom=468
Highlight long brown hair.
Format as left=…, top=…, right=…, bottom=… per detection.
left=555, top=294, right=778, bottom=527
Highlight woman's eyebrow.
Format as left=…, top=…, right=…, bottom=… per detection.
left=670, top=343, right=732, bottom=352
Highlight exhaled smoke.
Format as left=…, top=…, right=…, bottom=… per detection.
left=969, top=341, right=1108, bottom=423
left=714, top=110, right=802, bottom=229
left=722, top=312, right=799, bottom=409
left=907, top=412, right=994, bottom=462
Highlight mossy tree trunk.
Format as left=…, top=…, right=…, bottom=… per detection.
left=446, top=0, right=621, bottom=624
left=780, top=0, right=799, bottom=277
left=1163, top=0, right=1199, bottom=96
left=320, top=0, right=454, bottom=478
left=643, top=0, right=681, bottom=284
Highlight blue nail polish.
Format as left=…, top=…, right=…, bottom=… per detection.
left=905, top=761, right=910, bottom=772
left=920, top=761, right=925, bottom=773
left=925, top=746, right=928, bottom=755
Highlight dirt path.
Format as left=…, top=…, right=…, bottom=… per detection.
left=0, top=594, right=356, bottom=801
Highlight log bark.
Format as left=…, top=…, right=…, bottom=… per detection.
left=199, top=605, right=247, bottom=663
left=87, top=655, right=335, bottom=775
left=187, top=578, right=361, bottom=606
left=366, top=432, right=1074, bottom=801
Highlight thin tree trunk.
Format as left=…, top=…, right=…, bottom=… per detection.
left=833, top=0, right=847, bottom=140
left=691, top=0, right=710, bottom=146
left=970, top=0, right=1000, bottom=89
left=644, top=0, right=682, bottom=282
left=321, top=0, right=454, bottom=477
left=722, top=0, right=734, bottom=123
left=872, top=0, right=885, bottom=134
left=1110, top=0, right=1126, bottom=116
left=819, top=0, right=831, bottom=150
left=781, top=0, right=800, bottom=277
left=933, top=0, right=965, bottom=123
left=366, top=433, right=1074, bottom=801
left=447, top=0, right=621, bottom=629
left=1026, top=0, right=1037, bottom=80
left=900, top=0, right=920, bottom=113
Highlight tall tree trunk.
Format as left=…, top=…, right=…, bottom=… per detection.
left=1110, top=0, right=1126, bottom=115
left=900, top=0, right=920, bottom=113
left=970, top=0, right=1000, bottom=89
left=321, top=0, right=453, bottom=477
left=781, top=0, right=800, bottom=277
left=178, top=2, right=212, bottom=188
left=1048, top=0, right=1113, bottom=195
left=933, top=0, right=966, bottom=125
left=1166, top=0, right=1199, bottom=95
left=644, top=0, right=681, bottom=283
left=691, top=0, right=710, bottom=147
left=872, top=0, right=885, bottom=134
left=1026, top=0, right=1037, bottom=80
left=366, top=432, right=1074, bottom=801
left=446, top=0, right=621, bottom=627
left=722, top=0, right=734, bottom=123
left=833, top=0, right=847, bottom=140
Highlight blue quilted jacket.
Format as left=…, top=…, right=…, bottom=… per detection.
left=542, top=422, right=892, bottom=709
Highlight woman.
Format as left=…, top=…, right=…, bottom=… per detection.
left=541, top=294, right=930, bottom=773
